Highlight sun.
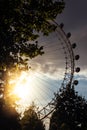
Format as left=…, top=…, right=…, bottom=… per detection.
left=7, top=70, right=37, bottom=114
left=11, top=71, right=33, bottom=99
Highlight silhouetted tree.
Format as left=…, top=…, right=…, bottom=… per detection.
left=0, top=98, right=21, bottom=130
left=21, top=103, right=45, bottom=130
left=0, top=0, right=65, bottom=71
left=49, top=85, right=87, bottom=130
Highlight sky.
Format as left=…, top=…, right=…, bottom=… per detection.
left=56, top=0, right=87, bottom=98
left=0, top=1, right=86, bottom=129
left=4, top=1, right=87, bottom=129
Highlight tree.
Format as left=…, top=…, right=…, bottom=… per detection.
left=0, top=0, right=65, bottom=70
left=49, top=85, right=87, bottom=130
left=21, top=103, right=45, bottom=130
left=0, top=98, right=21, bottom=130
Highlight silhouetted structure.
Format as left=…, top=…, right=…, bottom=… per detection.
left=0, top=99, right=21, bottom=130
left=21, top=104, right=45, bottom=130
left=49, top=85, right=87, bottom=130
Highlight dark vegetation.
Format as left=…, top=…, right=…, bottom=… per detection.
left=49, top=85, right=87, bottom=130
left=21, top=103, right=45, bottom=130
left=0, top=0, right=65, bottom=70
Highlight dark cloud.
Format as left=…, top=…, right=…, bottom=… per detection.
left=56, top=1, right=87, bottom=98
left=29, top=29, right=73, bottom=80
left=56, top=0, right=87, bottom=70
left=57, top=0, right=87, bottom=30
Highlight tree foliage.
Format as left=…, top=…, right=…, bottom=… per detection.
left=0, top=98, right=21, bottom=130
left=49, top=85, right=87, bottom=130
left=21, top=103, right=45, bottom=130
left=0, top=0, right=65, bottom=70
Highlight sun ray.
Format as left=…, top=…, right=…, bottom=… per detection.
left=6, top=70, right=39, bottom=115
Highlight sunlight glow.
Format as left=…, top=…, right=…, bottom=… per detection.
left=8, top=70, right=37, bottom=115
left=6, top=66, right=63, bottom=116
left=10, top=71, right=33, bottom=99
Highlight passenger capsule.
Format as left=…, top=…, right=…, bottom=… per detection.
left=72, top=43, right=77, bottom=49
left=76, top=67, right=80, bottom=73
left=75, top=55, right=80, bottom=60
left=73, top=80, right=79, bottom=85
left=67, top=32, right=71, bottom=38
left=59, top=23, right=64, bottom=29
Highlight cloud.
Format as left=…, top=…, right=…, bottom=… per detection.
left=75, top=69, right=87, bottom=80
left=28, top=31, right=71, bottom=80
left=56, top=0, right=87, bottom=70
left=69, top=27, right=87, bottom=73
left=57, top=0, right=87, bottom=31
left=75, top=78, right=87, bottom=99
left=29, top=59, right=65, bottom=80
left=74, top=69, right=87, bottom=99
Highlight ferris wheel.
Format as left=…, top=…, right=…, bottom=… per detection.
left=26, top=21, right=80, bottom=120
